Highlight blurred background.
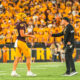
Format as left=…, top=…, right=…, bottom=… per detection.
left=0, top=0, right=80, bottom=63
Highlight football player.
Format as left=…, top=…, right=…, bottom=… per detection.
left=11, top=13, right=36, bottom=77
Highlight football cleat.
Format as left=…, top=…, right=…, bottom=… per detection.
left=27, top=71, right=37, bottom=77
left=11, top=71, right=20, bottom=77
left=62, top=73, right=71, bottom=76
left=70, top=71, right=78, bottom=76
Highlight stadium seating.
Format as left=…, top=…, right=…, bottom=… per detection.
left=0, top=0, right=80, bottom=47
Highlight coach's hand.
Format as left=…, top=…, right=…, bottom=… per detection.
left=67, top=42, right=71, bottom=45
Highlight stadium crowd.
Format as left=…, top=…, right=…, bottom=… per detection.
left=0, top=0, right=80, bottom=47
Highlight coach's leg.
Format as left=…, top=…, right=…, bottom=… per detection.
left=69, top=48, right=78, bottom=75
left=69, top=48, right=76, bottom=72
left=65, top=49, right=70, bottom=74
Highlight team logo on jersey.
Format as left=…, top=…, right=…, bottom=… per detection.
left=71, top=30, right=74, bottom=33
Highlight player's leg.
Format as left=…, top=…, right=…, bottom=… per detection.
left=21, top=42, right=37, bottom=76
left=13, top=57, right=20, bottom=71
left=11, top=57, right=20, bottom=77
left=25, top=55, right=37, bottom=76
left=17, top=41, right=31, bottom=71
left=19, top=57, right=23, bottom=62
left=11, top=47, right=21, bottom=77
left=26, top=57, right=31, bottom=71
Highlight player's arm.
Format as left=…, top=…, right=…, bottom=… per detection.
left=20, top=29, right=34, bottom=37
left=52, top=31, right=64, bottom=37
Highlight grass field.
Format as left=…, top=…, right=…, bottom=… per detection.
left=0, top=62, right=80, bottom=80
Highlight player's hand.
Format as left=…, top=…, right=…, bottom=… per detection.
left=67, top=42, right=71, bottom=45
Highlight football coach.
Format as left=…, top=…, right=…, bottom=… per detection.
left=51, top=17, right=78, bottom=76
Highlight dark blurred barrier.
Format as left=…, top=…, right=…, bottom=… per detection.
left=0, top=41, right=79, bottom=48
left=75, top=42, right=80, bottom=48
left=0, top=42, right=80, bottom=62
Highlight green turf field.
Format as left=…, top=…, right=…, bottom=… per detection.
left=0, top=62, right=80, bottom=80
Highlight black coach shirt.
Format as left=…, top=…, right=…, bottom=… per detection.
left=52, top=24, right=74, bottom=47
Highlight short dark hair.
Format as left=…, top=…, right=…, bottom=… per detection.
left=63, top=17, right=70, bottom=23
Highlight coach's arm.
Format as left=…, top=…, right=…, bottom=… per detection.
left=52, top=31, right=64, bottom=37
